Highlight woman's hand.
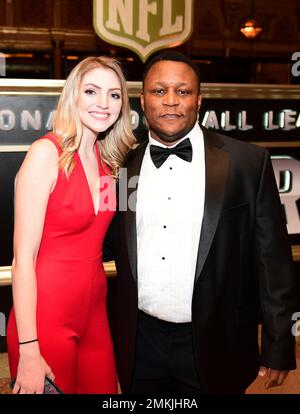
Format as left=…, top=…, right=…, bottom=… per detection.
left=12, top=343, right=55, bottom=394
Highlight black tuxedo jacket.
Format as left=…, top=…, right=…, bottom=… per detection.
left=107, top=126, right=296, bottom=394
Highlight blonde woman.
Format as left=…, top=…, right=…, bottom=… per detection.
left=7, top=56, right=136, bottom=394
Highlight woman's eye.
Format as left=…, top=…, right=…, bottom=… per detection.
left=84, top=89, right=96, bottom=95
left=111, top=93, right=121, bottom=99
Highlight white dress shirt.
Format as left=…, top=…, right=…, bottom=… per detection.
left=136, top=123, right=205, bottom=322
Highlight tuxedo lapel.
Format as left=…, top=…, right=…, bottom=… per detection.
left=123, top=141, right=148, bottom=283
left=194, top=128, right=229, bottom=285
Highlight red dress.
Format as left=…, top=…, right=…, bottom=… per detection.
left=7, top=133, right=118, bottom=394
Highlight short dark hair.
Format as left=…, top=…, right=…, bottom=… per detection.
left=143, top=51, right=201, bottom=90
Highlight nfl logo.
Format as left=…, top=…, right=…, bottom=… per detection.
left=93, top=0, right=194, bottom=62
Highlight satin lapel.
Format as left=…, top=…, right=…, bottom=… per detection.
left=194, top=128, right=229, bottom=285
left=124, top=142, right=148, bottom=283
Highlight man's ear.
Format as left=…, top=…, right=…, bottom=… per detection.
left=198, top=94, right=202, bottom=111
left=140, top=92, right=145, bottom=112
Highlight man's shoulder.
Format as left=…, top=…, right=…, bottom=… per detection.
left=202, top=126, right=267, bottom=157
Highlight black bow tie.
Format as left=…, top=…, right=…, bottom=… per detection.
left=150, top=138, right=193, bottom=168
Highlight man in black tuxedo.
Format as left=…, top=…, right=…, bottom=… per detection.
left=107, top=52, right=297, bottom=394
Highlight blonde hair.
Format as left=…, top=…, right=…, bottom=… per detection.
left=53, top=56, right=136, bottom=178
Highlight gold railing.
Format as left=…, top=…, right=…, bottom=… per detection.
left=1, top=79, right=300, bottom=98
left=0, top=261, right=117, bottom=286
left=1, top=246, right=300, bottom=286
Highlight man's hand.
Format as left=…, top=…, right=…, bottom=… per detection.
left=258, top=366, right=289, bottom=389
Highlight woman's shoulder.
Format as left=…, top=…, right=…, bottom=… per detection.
left=25, top=133, right=60, bottom=166
left=37, top=132, right=62, bottom=154
left=17, top=134, right=59, bottom=185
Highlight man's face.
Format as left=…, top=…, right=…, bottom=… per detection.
left=141, top=60, right=202, bottom=146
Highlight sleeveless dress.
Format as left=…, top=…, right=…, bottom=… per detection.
left=7, top=133, right=118, bottom=394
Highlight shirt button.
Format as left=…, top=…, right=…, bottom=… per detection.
left=170, top=167, right=173, bottom=170
left=163, top=225, right=167, bottom=229
left=162, top=257, right=165, bottom=260
left=168, top=197, right=171, bottom=200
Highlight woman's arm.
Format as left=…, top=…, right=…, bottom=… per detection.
left=12, top=139, right=58, bottom=394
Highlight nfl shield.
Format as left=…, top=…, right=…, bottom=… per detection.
left=93, top=0, right=194, bottom=62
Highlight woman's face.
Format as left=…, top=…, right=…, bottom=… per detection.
left=78, top=67, right=122, bottom=136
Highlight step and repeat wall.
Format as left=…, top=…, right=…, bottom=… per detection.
left=1, top=80, right=300, bottom=349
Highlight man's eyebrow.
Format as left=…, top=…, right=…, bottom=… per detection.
left=83, top=83, right=121, bottom=91
left=149, top=81, right=189, bottom=86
